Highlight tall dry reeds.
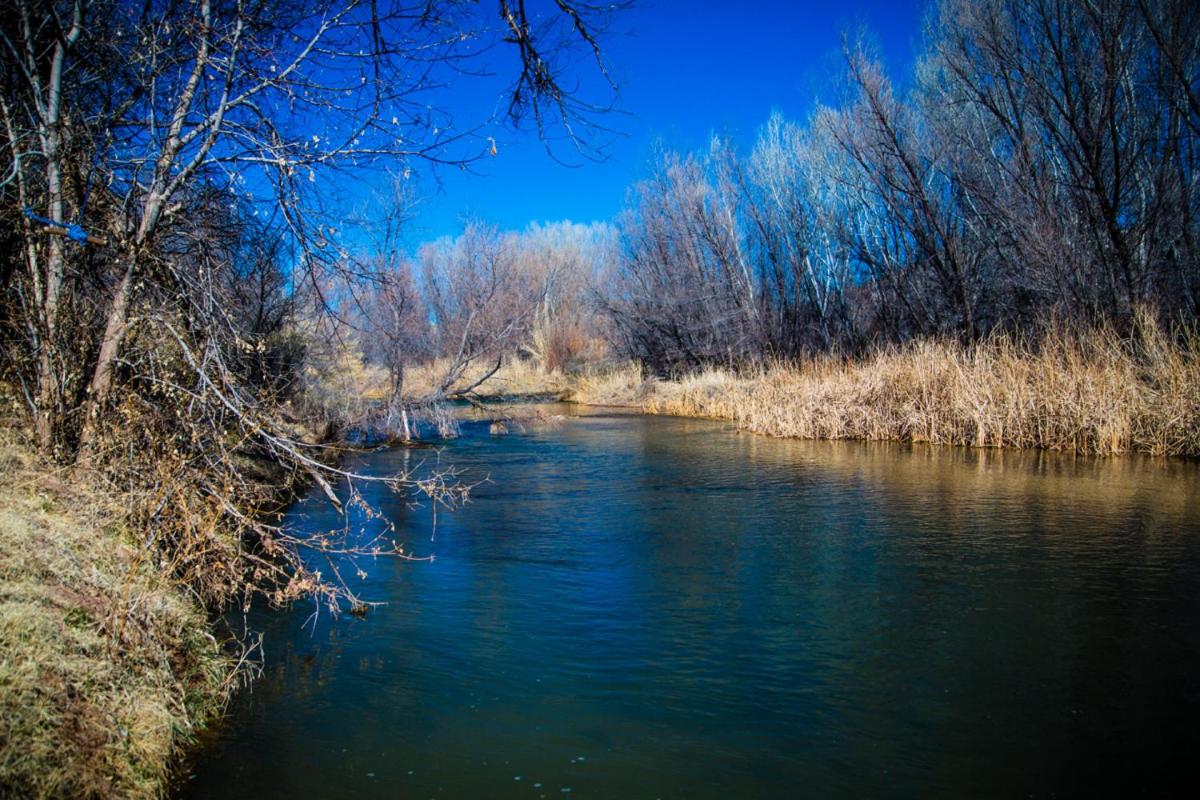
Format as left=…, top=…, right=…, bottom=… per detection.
left=573, top=316, right=1200, bottom=458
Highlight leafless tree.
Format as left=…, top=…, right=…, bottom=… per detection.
left=607, top=145, right=762, bottom=372
left=601, top=0, right=1199, bottom=372
left=420, top=222, right=544, bottom=396
left=0, top=0, right=626, bottom=613
left=520, top=220, right=617, bottom=371
left=921, top=0, right=1200, bottom=326
left=361, top=258, right=430, bottom=439
left=2, top=0, right=622, bottom=453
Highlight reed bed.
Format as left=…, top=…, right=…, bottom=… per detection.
left=572, top=318, right=1200, bottom=458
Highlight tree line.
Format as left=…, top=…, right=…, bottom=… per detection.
left=604, top=0, right=1200, bottom=372
left=350, top=0, right=1200, bottom=383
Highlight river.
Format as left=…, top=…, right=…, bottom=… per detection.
left=179, top=406, right=1200, bottom=798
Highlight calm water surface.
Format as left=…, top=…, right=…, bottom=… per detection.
left=181, top=406, right=1200, bottom=798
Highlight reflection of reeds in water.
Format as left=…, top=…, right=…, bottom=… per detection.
left=574, top=317, right=1200, bottom=458
left=731, top=435, right=1200, bottom=526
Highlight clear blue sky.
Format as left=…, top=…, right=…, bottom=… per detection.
left=400, top=0, right=923, bottom=247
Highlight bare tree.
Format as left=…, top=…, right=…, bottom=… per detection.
left=0, top=0, right=626, bottom=614
left=520, top=220, right=616, bottom=371
left=420, top=222, right=544, bottom=396
left=1, top=0, right=623, bottom=454
left=600, top=0, right=1199, bottom=371
left=362, top=258, right=430, bottom=439
left=922, top=0, right=1200, bottom=326
left=608, top=145, right=762, bottom=372
left=743, top=110, right=855, bottom=351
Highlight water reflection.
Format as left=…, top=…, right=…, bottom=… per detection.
left=180, top=407, right=1200, bottom=799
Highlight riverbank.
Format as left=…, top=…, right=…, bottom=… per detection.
left=0, top=428, right=230, bottom=799
left=454, top=321, right=1200, bottom=458
left=582, top=326, right=1200, bottom=457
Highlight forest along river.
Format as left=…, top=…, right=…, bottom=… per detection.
left=179, top=405, right=1200, bottom=799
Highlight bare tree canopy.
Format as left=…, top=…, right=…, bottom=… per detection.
left=1, top=0, right=624, bottom=451
left=604, top=0, right=1200, bottom=372
left=0, top=0, right=626, bottom=613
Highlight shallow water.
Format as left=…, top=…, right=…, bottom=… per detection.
left=180, top=406, right=1200, bottom=798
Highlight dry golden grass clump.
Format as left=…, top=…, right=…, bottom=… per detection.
left=401, top=356, right=573, bottom=401
left=0, top=429, right=228, bottom=799
left=573, top=317, right=1200, bottom=458
left=569, top=362, right=656, bottom=407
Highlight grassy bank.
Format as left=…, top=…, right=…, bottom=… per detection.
left=0, top=428, right=230, bottom=799
left=564, top=321, right=1200, bottom=457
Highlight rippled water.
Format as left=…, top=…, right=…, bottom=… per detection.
left=180, top=406, right=1200, bottom=798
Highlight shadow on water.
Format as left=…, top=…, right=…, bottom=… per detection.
left=179, top=405, right=1200, bottom=799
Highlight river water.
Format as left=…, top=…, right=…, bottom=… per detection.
left=180, top=406, right=1200, bottom=798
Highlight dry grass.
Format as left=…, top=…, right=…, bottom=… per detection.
left=572, top=317, right=1200, bottom=458
left=569, top=362, right=657, bottom=406
left=296, top=343, right=391, bottom=423
left=401, top=356, right=573, bottom=401
left=301, top=315, right=1200, bottom=457
left=0, top=426, right=228, bottom=799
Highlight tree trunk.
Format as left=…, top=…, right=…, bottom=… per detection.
left=34, top=350, right=55, bottom=451
left=400, top=405, right=412, bottom=442
left=77, top=260, right=135, bottom=455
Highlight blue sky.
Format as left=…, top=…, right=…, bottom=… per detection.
left=399, top=0, right=923, bottom=248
